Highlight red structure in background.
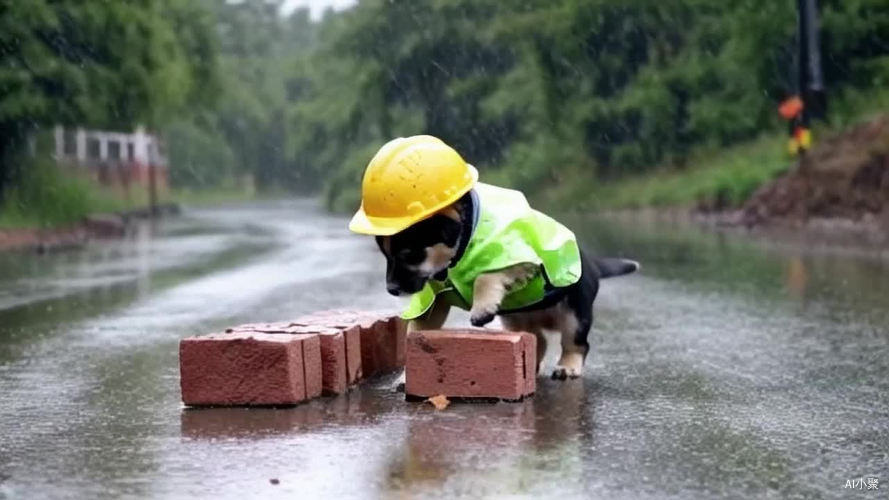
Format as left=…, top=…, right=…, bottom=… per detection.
left=52, top=126, right=169, bottom=202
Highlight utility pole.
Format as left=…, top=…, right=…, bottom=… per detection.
left=780, top=0, right=826, bottom=157
left=797, top=0, right=826, bottom=122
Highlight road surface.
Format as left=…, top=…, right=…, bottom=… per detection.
left=0, top=201, right=886, bottom=499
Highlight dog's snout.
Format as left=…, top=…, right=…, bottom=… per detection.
left=386, top=284, right=401, bottom=296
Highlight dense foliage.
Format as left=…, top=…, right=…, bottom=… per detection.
left=0, top=0, right=218, bottom=196
left=284, top=0, right=889, bottom=210
left=2, top=0, right=888, bottom=210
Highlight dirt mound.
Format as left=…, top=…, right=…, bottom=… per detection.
left=740, top=115, right=889, bottom=227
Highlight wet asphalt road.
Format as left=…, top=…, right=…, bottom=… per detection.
left=0, top=201, right=886, bottom=499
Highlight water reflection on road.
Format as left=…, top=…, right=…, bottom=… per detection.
left=0, top=201, right=886, bottom=499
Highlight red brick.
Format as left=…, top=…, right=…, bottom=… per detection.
left=290, top=310, right=366, bottom=329
left=303, top=322, right=364, bottom=385
left=357, top=317, right=402, bottom=377
left=357, top=317, right=384, bottom=377
left=521, top=331, right=535, bottom=396
left=227, top=322, right=354, bottom=396
left=292, top=310, right=405, bottom=379
left=369, top=314, right=405, bottom=376
left=405, top=330, right=536, bottom=401
left=391, top=316, right=407, bottom=367
left=213, top=310, right=403, bottom=394
left=314, top=329, right=347, bottom=394
left=179, top=332, right=322, bottom=406
left=301, top=335, right=323, bottom=399
left=342, top=325, right=363, bottom=384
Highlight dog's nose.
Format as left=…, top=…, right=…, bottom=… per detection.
left=387, top=285, right=401, bottom=296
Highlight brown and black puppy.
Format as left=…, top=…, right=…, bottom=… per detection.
left=377, top=190, right=638, bottom=379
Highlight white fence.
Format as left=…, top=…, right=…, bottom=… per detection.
left=53, top=126, right=167, bottom=167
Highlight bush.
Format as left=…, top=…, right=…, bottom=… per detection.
left=0, top=161, right=123, bottom=229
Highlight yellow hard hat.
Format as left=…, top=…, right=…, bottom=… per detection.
left=348, top=135, right=478, bottom=235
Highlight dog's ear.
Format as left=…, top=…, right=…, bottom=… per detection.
left=437, top=203, right=465, bottom=247
left=439, top=217, right=462, bottom=247
left=438, top=206, right=461, bottom=222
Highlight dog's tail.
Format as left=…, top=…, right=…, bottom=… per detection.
left=594, top=257, right=640, bottom=279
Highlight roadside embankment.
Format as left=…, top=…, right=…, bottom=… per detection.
left=735, top=115, right=889, bottom=230
left=0, top=204, right=180, bottom=253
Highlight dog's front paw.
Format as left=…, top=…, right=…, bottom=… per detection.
left=470, top=308, right=496, bottom=327
left=551, top=365, right=582, bottom=380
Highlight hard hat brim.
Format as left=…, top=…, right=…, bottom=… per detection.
left=349, top=164, right=478, bottom=236
left=348, top=208, right=418, bottom=236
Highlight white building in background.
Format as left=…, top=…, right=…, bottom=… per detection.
left=52, top=125, right=168, bottom=191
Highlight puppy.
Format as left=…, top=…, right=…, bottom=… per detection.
left=377, top=189, right=638, bottom=379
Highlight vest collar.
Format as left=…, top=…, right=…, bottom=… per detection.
left=450, top=188, right=479, bottom=268
left=432, top=188, right=479, bottom=281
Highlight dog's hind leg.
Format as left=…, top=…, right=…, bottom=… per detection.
left=552, top=251, right=599, bottom=380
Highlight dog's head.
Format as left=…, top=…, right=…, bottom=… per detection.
left=375, top=206, right=464, bottom=296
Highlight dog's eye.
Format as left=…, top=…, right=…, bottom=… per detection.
left=398, top=248, right=424, bottom=263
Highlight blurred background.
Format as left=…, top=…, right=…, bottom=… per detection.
left=1, top=0, right=887, bottom=232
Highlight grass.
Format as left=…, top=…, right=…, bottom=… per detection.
left=539, top=87, right=889, bottom=212
left=0, top=161, right=267, bottom=230
left=567, top=134, right=791, bottom=211
left=0, top=161, right=126, bottom=229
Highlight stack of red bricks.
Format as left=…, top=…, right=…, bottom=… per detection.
left=179, top=310, right=405, bottom=407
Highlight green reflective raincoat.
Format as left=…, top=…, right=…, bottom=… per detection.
left=402, top=183, right=581, bottom=320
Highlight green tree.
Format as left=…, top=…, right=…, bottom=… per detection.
left=0, top=0, right=219, bottom=197
left=166, top=1, right=322, bottom=193
left=311, top=0, right=889, bottom=205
